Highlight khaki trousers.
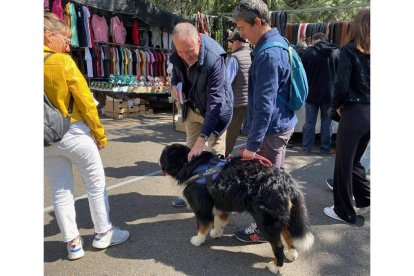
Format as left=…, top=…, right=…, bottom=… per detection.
left=184, top=108, right=226, bottom=155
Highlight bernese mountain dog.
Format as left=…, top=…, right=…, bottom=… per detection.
left=160, top=143, right=314, bottom=274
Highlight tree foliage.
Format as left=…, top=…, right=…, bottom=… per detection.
left=150, top=0, right=369, bottom=23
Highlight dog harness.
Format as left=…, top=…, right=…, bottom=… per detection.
left=185, top=155, right=228, bottom=186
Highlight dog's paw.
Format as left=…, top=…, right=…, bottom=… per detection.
left=210, top=228, right=223, bottom=238
left=190, top=235, right=205, bottom=246
left=285, top=249, right=298, bottom=262
left=267, top=261, right=282, bottom=274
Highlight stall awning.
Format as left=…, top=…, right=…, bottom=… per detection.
left=72, top=0, right=186, bottom=32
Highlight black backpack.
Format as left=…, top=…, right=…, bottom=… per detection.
left=44, top=53, right=74, bottom=146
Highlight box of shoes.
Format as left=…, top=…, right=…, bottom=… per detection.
left=105, top=100, right=128, bottom=113
left=105, top=111, right=127, bottom=119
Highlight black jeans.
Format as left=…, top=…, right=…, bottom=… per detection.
left=333, top=103, right=370, bottom=223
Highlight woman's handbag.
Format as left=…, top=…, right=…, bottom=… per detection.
left=44, top=53, right=74, bottom=146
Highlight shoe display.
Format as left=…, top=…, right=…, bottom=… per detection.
left=67, top=236, right=85, bottom=260
left=325, top=178, right=334, bottom=190
left=234, top=223, right=267, bottom=243
left=172, top=197, right=187, bottom=207
left=92, top=227, right=130, bottom=249
left=323, top=206, right=346, bottom=223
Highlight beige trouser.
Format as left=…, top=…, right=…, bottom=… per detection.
left=184, top=108, right=227, bottom=155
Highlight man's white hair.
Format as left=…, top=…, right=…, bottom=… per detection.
left=173, top=22, right=198, bottom=44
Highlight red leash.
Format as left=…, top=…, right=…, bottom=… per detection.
left=238, top=148, right=273, bottom=168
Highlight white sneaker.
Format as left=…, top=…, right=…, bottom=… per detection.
left=67, top=236, right=85, bottom=260
left=355, top=206, right=370, bottom=215
left=323, top=206, right=346, bottom=223
left=92, top=227, right=130, bottom=249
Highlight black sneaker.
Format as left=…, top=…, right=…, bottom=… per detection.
left=171, top=197, right=187, bottom=207
left=234, top=223, right=266, bottom=243
left=326, top=178, right=334, bottom=191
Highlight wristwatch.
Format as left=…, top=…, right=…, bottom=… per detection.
left=199, top=133, right=208, bottom=141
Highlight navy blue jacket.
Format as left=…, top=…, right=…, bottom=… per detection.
left=244, top=28, right=297, bottom=152
left=171, top=34, right=233, bottom=137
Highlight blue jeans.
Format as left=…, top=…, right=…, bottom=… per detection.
left=302, top=103, right=332, bottom=153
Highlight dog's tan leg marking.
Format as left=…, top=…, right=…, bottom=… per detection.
left=281, top=227, right=298, bottom=262
left=191, top=223, right=212, bottom=246
left=210, top=212, right=230, bottom=238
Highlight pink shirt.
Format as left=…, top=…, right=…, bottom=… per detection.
left=91, top=14, right=109, bottom=42
left=110, top=16, right=126, bottom=45
left=51, top=0, right=64, bottom=21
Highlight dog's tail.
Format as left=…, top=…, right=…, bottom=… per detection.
left=288, top=190, right=314, bottom=251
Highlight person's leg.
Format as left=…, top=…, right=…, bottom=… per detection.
left=67, top=132, right=112, bottom=235
left=207, top=130, right=227, bottom=156
left=301, top=103, right=318, bottom=153
left=258, top=128, right=294, bottom=170
left=331, top=105, right=367, bottom=223
left=184, top=108, right=204, bottom=148
left=45, top=148, right=79, bottom=243
left=320, top=103, right=333, bottom=154
left=352, top=132, right=370, bottom=209
left=360, top=141, right=370, bottom=173
left=225, top=106, right=247, bottom=156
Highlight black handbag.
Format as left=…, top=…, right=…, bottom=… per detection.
left=44, top=53, right=74, bottom=146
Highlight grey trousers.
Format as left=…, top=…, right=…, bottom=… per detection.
left=257, top=128, right=295, bottom=170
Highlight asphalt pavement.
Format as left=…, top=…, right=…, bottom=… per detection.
left=44, top=113, right=370, bottom=276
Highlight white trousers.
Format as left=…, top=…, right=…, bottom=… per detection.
left=44, top=122, right=112, bottom=242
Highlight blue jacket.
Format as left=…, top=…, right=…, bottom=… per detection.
left=244, top=28, right=297, bottom=152
left=171, top=34, right=233, bottom=137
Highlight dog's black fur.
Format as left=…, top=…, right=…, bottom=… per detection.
left=160, top=144, right=314, bottom=273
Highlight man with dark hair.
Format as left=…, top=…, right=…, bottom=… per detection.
left=225, top=31, right=252, bottom=156
left=301, top=32, right=340, bottom=155
left=232, top=0, right=297, bottom=242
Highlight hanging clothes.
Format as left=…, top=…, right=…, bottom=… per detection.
left=52, top=0, right=64, bottom=21
left=82, top=6, right=92, bottom=48
left=132, top=20, right=140, bottom=46
left=69, top=3, right=79, bottom=47
left=91, top=14, right=109, bottom=43
left=110, top=16, right=127, bottom=44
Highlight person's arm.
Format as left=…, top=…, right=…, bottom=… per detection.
left=188, top=57, right=227, bottom=160
left=246, top=52, right=280, bottom=153
left=64, top=56, right=107, bottom=148
left=331, top=46, right=352, bottom=110
left=226, top=56, right=238, bottom=84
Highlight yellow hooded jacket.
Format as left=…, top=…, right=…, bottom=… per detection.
left=44, top=45, right=107, bottom=147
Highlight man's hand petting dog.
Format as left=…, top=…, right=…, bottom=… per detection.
left=188, top=137, right=206, bottom=161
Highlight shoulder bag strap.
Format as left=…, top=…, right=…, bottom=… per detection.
left=44, top=52, right=74, bottom=114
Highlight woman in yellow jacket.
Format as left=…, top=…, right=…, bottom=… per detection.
left=44, top=13, right=129, bottom=260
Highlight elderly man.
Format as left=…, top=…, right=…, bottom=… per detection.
left=169, top=22, right=233, bottom=207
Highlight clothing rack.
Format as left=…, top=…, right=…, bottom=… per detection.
left=94, top=41, right=170, bottom=52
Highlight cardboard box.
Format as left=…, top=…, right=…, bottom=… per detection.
left=105, top=111, right=127, bottom=119
left=105, top=100, right=128, bottom=112
left=127, top=112, right=140, bottom=118
left=128, top=105, right=139, bottom=113
left=145, top=108, right=153, bottom=115
left=139, top=104, right=147, bottom=111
